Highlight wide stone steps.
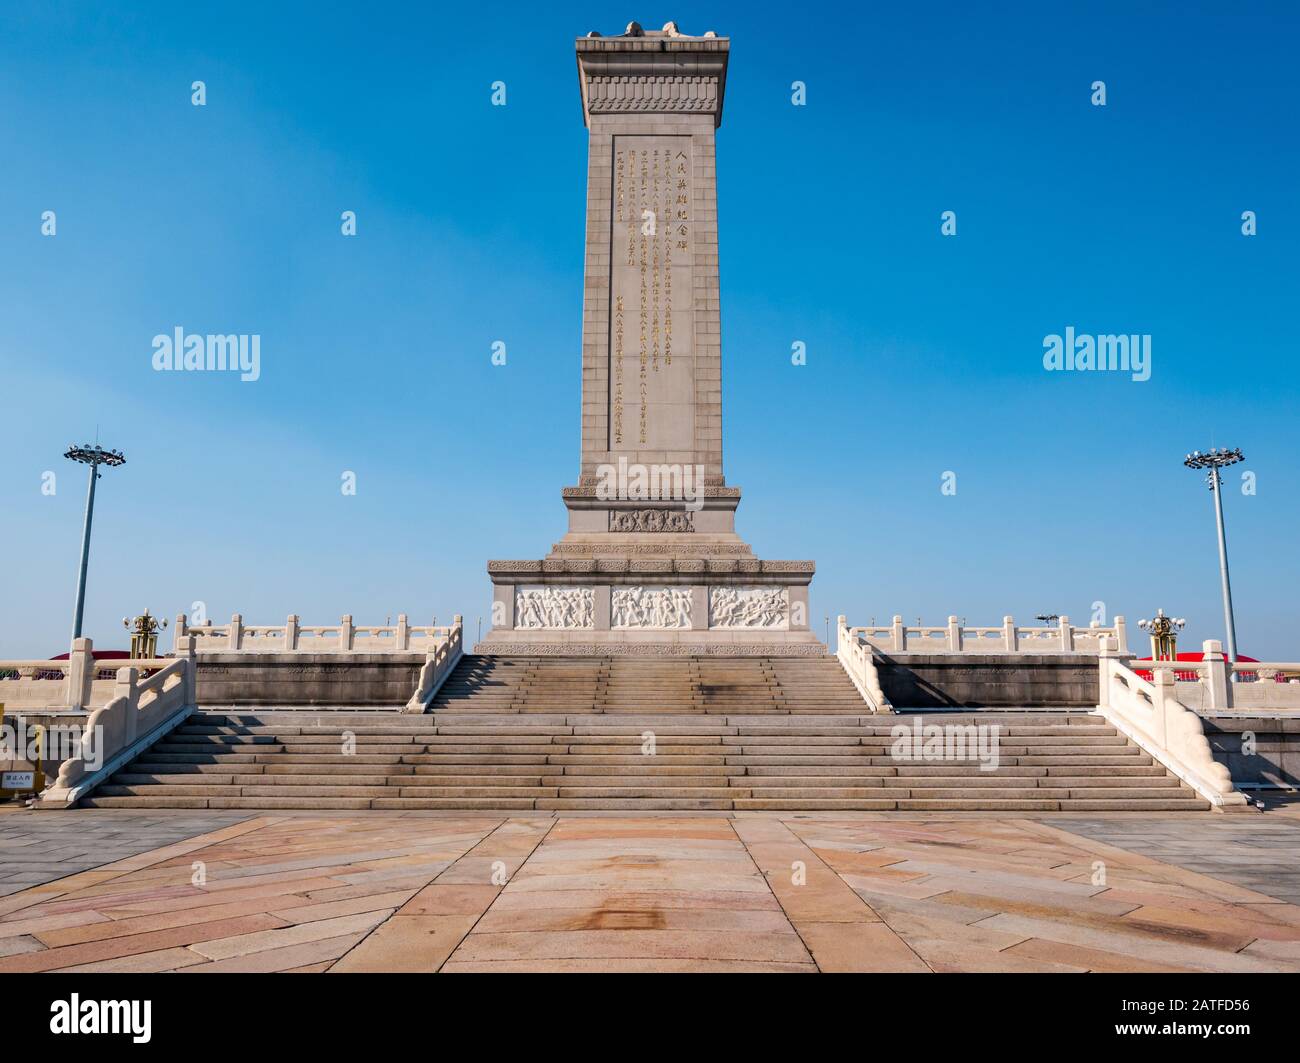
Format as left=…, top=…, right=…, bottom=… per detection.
left=83, top=706, right=1210, bottom=812
left=426, top=654, right=870, bottom=714
left=91, top=783, right=1192, bottom=803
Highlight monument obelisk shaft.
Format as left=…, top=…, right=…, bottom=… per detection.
left=573, top=28, right=726, bottom=494
left=480, top=23, right=818, bottom=656
left=554, top=23, right=743, bottom=552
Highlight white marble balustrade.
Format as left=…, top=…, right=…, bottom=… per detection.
left=1137, top=640, right=1300, bottom=712
left=175, top=614, right=459, bottom=653
left=847, top=615, right=1128, bottom=655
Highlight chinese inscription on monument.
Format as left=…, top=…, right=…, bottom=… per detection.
left=611, top=137, right=692, bottom=451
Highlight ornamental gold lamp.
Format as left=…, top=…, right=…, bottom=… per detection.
left=1138, top=609, right=1185, bottom=662
left=123, top=609, right=168, bottom=659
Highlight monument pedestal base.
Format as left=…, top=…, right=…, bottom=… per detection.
left=478, top=556, right=822, bottom=658
left=474, top=628, right=826, bottom=658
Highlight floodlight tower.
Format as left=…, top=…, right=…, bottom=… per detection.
left=64, top=443, right=126, bottom=643
left=1183, top=447, right=1244, bottom=666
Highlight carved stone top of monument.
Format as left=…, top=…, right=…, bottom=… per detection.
left=585, top=20, right=720, bottom=39
left=576, top=22, right=729, bottom=129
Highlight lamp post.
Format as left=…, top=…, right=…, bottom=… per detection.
left=123, top=609, right=168, bottom=659
left=1183, top=447, right=1243, bottom=667
left=1138, top=609, right=1185, bottom=661
left=64, top=443, right=126, bottom=643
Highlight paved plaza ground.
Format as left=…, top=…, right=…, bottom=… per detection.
left=0, top=807, right=1299, bottom=972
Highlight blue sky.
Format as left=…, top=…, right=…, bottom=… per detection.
left=1, top=1, right=1297, bottom=659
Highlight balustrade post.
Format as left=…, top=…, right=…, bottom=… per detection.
left=1003, top=616, right=1017, bottom=652
left=891, top=615, right=906, bottom=653
left=1151, top=668, right=1174, bottom=747
left=1096, top=636, right=1116, bottom=710
left=173, top=614, right=188, bottom=653
left=230, top=613, right=243, bottom=651
left=340, top=614, right=354, bottom=651
left=946, top=616, right=962, bottom=652
left=116, top=666, right=140, bottom=744
left=178, top=635, right=197, bottom=705
left=65, top=637, right=95, bottom=711
left=1114, top=615, right=1128, bottom=654
left=836, top=615, right=847, bottom=653
left=1059, top=615, right=1074, bottom=652
left=1202, top=639, right=1230, bottom=711
left=397, top=614, right=410, bottom=650
left=285, top=614, right=299, bottom=651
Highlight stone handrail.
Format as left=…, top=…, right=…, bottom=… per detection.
left=1095, top=641, right=1248, bottom=811
left=177, top=614, right=458, bottom=652
left=0, top=661, right=71, bottom=675
left=1143, top=659, right=1300, bottom=681
left=835, top=616, right=890, bottom=713
left=0, top=658, right=134, bottom=683
left=849, top=615, right=1127, bottom=654
left=0, top=659, right=172, bottom=676
left=39, top=640, right=197, bottom=807
left=0, top=639, right=160, bottom=711
left=404, top=616, right=465, bottom=712
left=1139, top=640, right=1300, bottom=713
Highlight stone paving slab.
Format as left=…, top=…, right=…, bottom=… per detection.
left=1046, top=815, right=1300, bottom=904
left=0, top=809, right=1298, bottom=971
left=0, top=810, right=251, bottom=895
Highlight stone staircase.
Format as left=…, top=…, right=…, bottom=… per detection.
left=428, top=655, right=871, bottom=714
left=80, top=654, right=1208, bottom=811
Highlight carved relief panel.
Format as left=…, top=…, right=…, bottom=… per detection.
left=611, top=586, right=693, bottom=629
left=709, top=586, right=789, bottom=629
left=514, top=587, right=595, bottom=629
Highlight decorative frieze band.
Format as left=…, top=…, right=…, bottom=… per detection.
left=564, top=481, right=736, bottom=495
left=488, top=558, right=815, bottom=579
left=553, top=544, right=745, bottom=558
left=609, top=508, right=695, bottom=532
left=474, top=641, right=825, bottom=658
left=585, top=76, right=720, bottom=116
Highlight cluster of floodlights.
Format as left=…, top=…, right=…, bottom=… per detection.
left=1184, top=447, right=1244, bottom=474
left=63, top=444, right=126, bottom=468
left=1138, top=610, right=1187, bottom=636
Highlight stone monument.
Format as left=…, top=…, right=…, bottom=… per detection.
left=478, top=21, right=820, bottom=656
